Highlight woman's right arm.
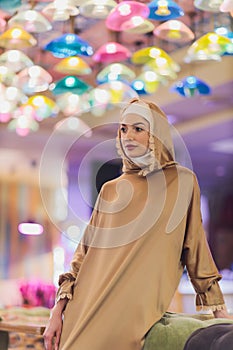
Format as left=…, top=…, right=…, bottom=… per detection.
left=43, top=241, right=88, bottom=349
left=43, top=298, right=68, bottom=350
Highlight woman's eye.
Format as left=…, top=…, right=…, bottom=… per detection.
left=120, top=126, right=127, bottom=133
left=135, top=127, right=143, bottom=132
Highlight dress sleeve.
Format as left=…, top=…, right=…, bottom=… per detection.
left=56, top=241, right=87, bottom=302
left=182, top=175, right=226, bottom=312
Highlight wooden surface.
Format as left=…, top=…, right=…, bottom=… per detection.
left=0, top=321, right=45, bottom=335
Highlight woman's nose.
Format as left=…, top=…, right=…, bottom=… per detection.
left=125, top=128, right=134, bottom=140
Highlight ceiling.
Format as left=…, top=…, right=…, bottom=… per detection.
left=0, top=1, right=232, bottom=192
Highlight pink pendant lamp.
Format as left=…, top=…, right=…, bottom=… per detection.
left=93, top=42, right=131, bottom=63
left=106, top=1, right=149, bottom=31
left=153, top=20, right=195, bottom=43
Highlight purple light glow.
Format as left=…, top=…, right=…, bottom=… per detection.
left=18, top=222, right=44, bottom=235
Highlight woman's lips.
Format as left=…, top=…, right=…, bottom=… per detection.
left=125, top=144, right=137, bottom=151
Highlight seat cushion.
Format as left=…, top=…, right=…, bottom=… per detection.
left=183, top=323, right=233, bottom=350
left=143, top=312, right=233, bottom=350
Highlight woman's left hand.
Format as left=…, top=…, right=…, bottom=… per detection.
left=213, top=309, right=233, bottom=319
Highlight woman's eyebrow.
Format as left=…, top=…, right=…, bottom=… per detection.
left=120, top=122, right=147, bottom=127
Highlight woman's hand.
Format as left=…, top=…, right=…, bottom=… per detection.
left=213, top=309, right=233, bottom=319
left=43, top=298, right=68, bottom=350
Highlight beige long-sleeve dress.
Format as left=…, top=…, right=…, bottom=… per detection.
left=56, top=100, right=225, bottom=350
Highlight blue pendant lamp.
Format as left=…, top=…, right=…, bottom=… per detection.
left=171, top=76, right=211, bottom=97
left=44, top=34, right=93, bottom=58
left=0, top=0, right=22, bottom=12
left=148, top=0, right=184, bottom=21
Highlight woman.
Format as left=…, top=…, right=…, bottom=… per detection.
left=44, top=98, right=232, bottom=350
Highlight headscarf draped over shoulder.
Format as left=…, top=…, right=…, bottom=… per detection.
left=116, top=97, right=176, bottom=176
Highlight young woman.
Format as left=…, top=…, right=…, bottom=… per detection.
left=44, top=98, right=232, bottom=350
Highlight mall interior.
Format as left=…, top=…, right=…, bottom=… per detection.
left=0, top=0, right=232, bottom=349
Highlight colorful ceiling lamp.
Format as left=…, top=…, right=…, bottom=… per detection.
left=153, top=20, right=195, bottom=43
left=4, top=86, right=27, bottom=104
left=148, top=0, right=184, bottom=21
left=17, top=65, right=53, bottom=94
left=184, top=32, right=232, bottom=62
left=0, top=85, right=22, bottom=122
left=0, top=0, right=22, bottom=12
left=79, top=0, right=117, bottom=19
left=55, top=116, right=92, bottom=137
left=194, top=0, right=223, bottom=12
left=0, top=27, right=37, bottom=49
left=220, top=0, right=233, bottom=12
left=131, top=46, right=180, bottom=73
left=131, top=71, right=161, bottom=94
left=44, top=34, right=93, bottom=58
left=54, top=56, right=92, bottom=75
left=143, top=62, right=178, bottom=80
left=0, top=50, right=33, bottom=73
left=106, top=1, right=149, bottom=31
left=96, top=63, right=136, bottom=84
left=56, top=92, right=90, bottom=116
left=50, top=76, right=92, bottom=95
left=0, top=65, right=17, bottom=85
left=8, top=10, right=52, bottom=33
left=171, top=76, right=211, bottom=97
left=88, top=87, right=110, bottom=110
left=42, top=0, right=79, bottom=21
left=26, top=95, right=59, bottom=120
left=123, top=18, right=154, bottom=34
left=93, top=81, right=138, bottom=105
left=8, top=108, right=39, bottom=137
left=93, top=42, right=131, bottom=63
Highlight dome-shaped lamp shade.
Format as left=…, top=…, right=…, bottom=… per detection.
left=143, top=61, right=178, bottom=79
left=185, top=32, right=232, bottom=62
left=8, top=10, right=52, bottom=33
left=194, top=0, right=223, bottom=12
left=0, top=50, right=34, bottom=73
left=94, top=81, right=138, bottom=104
left=153, top=20, right=195, bottom=43
left=0, top=27, right=37, bottom=49
left=42, top=0, right=79, bottom=21
left=93, top=42, right=131, bottom=63
left=106, top=1, right=149, bottom=31
left=220, top=0, right=233, bottom=12
left=50, top=76, right=92, bottom=95
left=79, top=0, right=117, bottom=19
left=0, top=0, right=22, bottom=12
left=44, top=34, right=93, bottom=58
left=96, top=63, right=136, bottom=84
left=131, top=71, right=161, bottom=94
left=148, top=0, right=184, bottom=21
left=131, top=46, right=180, bottom=72
left=171, top=76, right=211, bottom=97
left=8, top=109, right=39, bottom=137
left=55, top=116, right=92, bottom=137
left=17, top=65, right=53, bottom=94
left=123, top=18, right=154, bottom=34
left=26, top=95, right=59, bottom=120
left=56, top=93, right=90, bottom=117
left=54, top=56, right=92, bottom=75
left=0, top=65, right=17, bottom=85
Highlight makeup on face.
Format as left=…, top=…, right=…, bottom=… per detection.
left=120, top=114, right=150, bottom=158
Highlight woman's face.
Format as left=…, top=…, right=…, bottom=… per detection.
left=120, top=113, right=150, bottom=158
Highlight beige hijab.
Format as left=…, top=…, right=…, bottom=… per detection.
left=116, top=97, right=176, bottom=176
